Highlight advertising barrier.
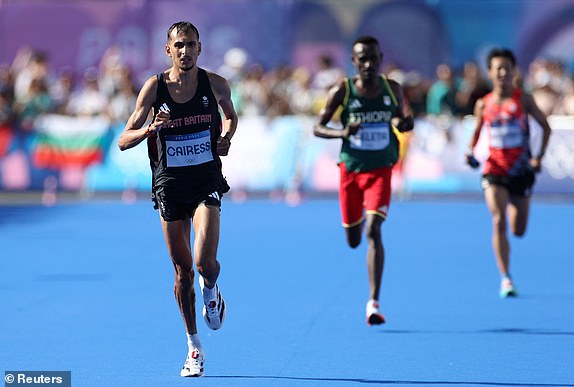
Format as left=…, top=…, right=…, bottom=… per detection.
left=0, top=114, right=572, bottom=199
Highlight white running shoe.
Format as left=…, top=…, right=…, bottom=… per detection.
left=180, top=346, right=205, bottom=377
left=199, top=276, right=226, bottom=330
left=366, top=299, right=386, bottom=326
left=499, top=277, right=518, bottom=298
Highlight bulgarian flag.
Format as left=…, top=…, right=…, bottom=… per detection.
left=32, top=114, right=110, bottom=169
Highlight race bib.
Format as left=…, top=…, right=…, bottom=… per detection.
left=165, top=130, right=213, bottom=167
left=349, top=122, right=390, bottom=150
left=490, top=122, right=523, bottom=149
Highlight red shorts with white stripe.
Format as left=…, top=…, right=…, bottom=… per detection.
left=338, top=163, right=392, bottom=228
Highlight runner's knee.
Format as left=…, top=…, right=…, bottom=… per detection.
left=365, top=217, right=382, bottom=241
left=346, top=227, right=362, bottom=248
left=348, top=238, right=361, bottom=249
left=492, top=213, right=507, bottom=232
left=512, top=224, right=527, bottom=237
left=196, top=258, right=220, bottom=280
left=365, top=225, right=381, bottom=242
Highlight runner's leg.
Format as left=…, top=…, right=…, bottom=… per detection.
left=161, top=217, right=197, bottom=335
left=508, top=195, right=530, bottom=237
left=192, top=204, right=221, bottom=288
left=365, top=214, right=384, bottom=301
left=484, top=185, right=511, bottom=276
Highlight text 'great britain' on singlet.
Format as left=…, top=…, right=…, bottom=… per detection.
left=339, top=76, right=399, bottom=172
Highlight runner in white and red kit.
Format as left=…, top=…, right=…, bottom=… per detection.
left=466, top=48, right=551, bottom=298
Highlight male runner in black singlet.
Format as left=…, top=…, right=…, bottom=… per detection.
left=118, top=21, right=238, bottom=377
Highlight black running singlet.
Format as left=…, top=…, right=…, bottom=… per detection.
left=147, top=68, right=229, bottom=197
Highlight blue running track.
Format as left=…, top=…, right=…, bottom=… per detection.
left=1, top=198, right=573, bottom=386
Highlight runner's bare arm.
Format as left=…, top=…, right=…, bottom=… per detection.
left=314, top=81, right=359, bottom=138
left=389, top=80, right=414, bottom=132
left=465, top=98, right=485, bottom=168
left=209, top=72, right=238, bottom=156
left=118, top=77, right=159, bottom=151
left=468, top=98, right=485, bottom=152
left=522, top=92, right=552, bottom=167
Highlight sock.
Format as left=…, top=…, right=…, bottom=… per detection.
left=187, top=333, right=202, bottom=350
left=202, top=279, right=217, bottom=302
left=367, top=299, right=379, bottom=312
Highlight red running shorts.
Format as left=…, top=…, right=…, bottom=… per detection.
left=339, top=163, right=392, bottom=227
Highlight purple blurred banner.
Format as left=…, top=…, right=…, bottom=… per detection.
left=2, top=0, right=574, bottom=79
left=1, top=2, right=152, bottom=76
left=0, top=1, right=293, bottom=79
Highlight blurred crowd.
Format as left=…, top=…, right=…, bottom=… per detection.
left=400, top=57, right=574, bottom=118
left=0, top=47, right=139, bottom=132
left=1, top=45, right=574, bottom=137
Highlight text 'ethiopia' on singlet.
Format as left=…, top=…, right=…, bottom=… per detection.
left=482, top=88, right=531, bottom=177
left=147, top=68, right=228, bottom=195
left=340, top=76, right=399, bottom=172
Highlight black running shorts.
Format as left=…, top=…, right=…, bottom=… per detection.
left=481, top=172, right=535, bottom=198
left=153, top=187, right=222, bottom=221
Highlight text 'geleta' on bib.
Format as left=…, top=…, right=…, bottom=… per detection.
left=349, top=122, right=390, bottom=151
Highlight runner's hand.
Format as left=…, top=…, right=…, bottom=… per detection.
left=397, top=115, right=414, bottom=132
left=530, top=157, right=542, bottom=173
left=343, top=122, right=361, bottom=138
left=465, top=153, right=480, bottom=169
left=217, top=136, right=231, bottom=156
left=148, top=109, right=170, bottom=135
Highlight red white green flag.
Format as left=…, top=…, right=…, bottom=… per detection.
left=32, top=114, right=110, bottom=169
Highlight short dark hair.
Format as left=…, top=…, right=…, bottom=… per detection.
left=487, top=48, right=516, bottom=69
left=167, top=21, right=200, bottom=41
left=353, top=35, right=380, bottom=47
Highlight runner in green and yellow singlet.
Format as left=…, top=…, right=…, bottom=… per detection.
left=314, top=36, right=413, bottom=326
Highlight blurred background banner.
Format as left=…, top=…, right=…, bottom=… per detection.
left=0, top=0, right=573, bottom=199
left=2, top=0, right=574, bottom=78
left=1, top=114, right=572, bottom=197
